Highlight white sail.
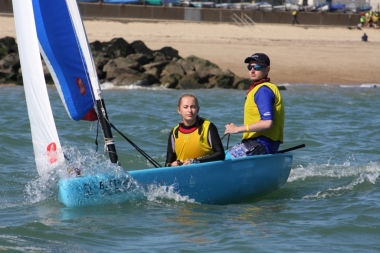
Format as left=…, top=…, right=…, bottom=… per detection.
left=13, top=0, right=64, bottom=176
left=65, top=0, right=102, bottom=101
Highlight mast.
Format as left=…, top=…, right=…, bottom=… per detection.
left=96, top=99, right=119, bottom=164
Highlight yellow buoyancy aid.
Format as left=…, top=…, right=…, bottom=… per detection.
left=242, top=82, right=284, bottom=142
left=173, top=118, right=213, bottom=161
left=366, top=14, right=371, bottom=22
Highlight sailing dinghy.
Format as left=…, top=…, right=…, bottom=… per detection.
left=13, top=0, right=128, bottom=206
left=14, top=0, right=296, bottom=207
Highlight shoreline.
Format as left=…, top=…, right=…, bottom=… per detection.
left=2, top=83, right=378, bottom=89
left=1, top=16, right=380, bottom=85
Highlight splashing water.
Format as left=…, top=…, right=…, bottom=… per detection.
left=289, top=159, right=380, bottom=199
left=145, top=184, right=196, bottom=204
left=24, top=145, right=196, bottom=206
left=24, top=145, right=137, bottom=205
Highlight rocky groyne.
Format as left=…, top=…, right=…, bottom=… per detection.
left=0, top=36, right=253, bottom=90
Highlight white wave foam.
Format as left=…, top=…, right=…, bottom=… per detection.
left=277, top=83, right=292, bottom=86
left=303, top=172, right=379, bottom=199
left=145, top=184, right=196, bottom=204
left=288, top=159, right=380, bottom=182
left=100, top=82, right=168, bottom=90
left=25, top=172, right=58, bottom=204
left=160, top=128, right=171, bottom=134
left=24, top=145, right=129, bottom=205
left=360, top=84, right=379, bottom=88
left=24, top=145, right=196, bottom=206
left=100, top=82, right=115, bottom=90
left=288, top=159, right=380, bottom=199
left=340, top=83, right=379, bottom=88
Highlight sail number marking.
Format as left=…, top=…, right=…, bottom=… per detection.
left=83, top=178, right=131, bottom=198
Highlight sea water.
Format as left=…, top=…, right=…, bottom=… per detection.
left=0, top=84, right=379, bottom=252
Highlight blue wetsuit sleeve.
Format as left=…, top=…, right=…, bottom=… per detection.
left=253, top=86, right=275, bottom=120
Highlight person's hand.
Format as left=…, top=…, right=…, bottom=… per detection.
left=225, top=123, right=239, bottom=134
left=171, top=160, right=183, bottom=166
left=182, top=159, right=194, bottom=165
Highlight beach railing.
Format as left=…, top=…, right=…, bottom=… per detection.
left=0, top=0, right=361, bottom=26
left=243, top=14, right=256, bottom=25
left=231, top=13, right=255, bottom=27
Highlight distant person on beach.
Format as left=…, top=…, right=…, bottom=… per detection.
left=373, top=13, right=379, bottom=28
left=224, top=53, right=284, bottom=158
left=365, top=12, right=371, bottom=27
left=292, top=10, right=299, bottom=25
left=165, top=94, right=225, bottom=166
left=362, top=33, right=368, bottom=41
left=359, top=12, right=365, bottom=28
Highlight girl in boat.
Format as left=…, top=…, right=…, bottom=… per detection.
left=165, top=94, right=225, bottom=167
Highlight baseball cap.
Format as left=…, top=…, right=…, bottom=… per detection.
left=244, top=53, right=270, bottom=66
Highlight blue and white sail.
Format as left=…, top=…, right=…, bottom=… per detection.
left=13, top=0, right=64, bottom=176
left=32, top=0, right=100, bottom=121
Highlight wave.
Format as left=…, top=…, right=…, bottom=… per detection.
left=340, top=84, right=379, bottom=88
left=288, top=160, right=380, bottom=199
left=302, top=171, right=379, bottom=199
left=277, top=83, right=380, bottom=88
left=100, top=82, right=169, bottom=90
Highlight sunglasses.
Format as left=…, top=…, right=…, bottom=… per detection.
left=247, top=65, right=267, bottom=71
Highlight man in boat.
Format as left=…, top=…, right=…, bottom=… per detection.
left=224, top=53, right=284, bottom=158
left=165, top=94, right=225, bottom=166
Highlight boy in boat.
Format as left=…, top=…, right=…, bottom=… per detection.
left=224, top=53, right=284, bottom=158
left=165, top=94, right=225, bottom=166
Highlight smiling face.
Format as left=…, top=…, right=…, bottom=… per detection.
left=247, top=60, right=270, bottom=82
left=177, top=95, right=199, bottom=126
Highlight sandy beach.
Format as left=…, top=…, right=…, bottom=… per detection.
left=1, top=15, right=379, bottom=85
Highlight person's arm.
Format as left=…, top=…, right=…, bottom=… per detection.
left=194, top=123, right=225, bottom=163
left=224, top=86, right=274, bottom=134
left=225, top=120, right=273, bottom=134
left=165, top=131, right=177, bottom=167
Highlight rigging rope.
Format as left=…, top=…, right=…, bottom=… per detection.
left=109, top=123, right=162, bottom=168
left=95, top=120, right=99, bottom=152
left=221, top=134, right=231, bottom=150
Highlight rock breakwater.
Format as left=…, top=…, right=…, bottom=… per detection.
left=0, top=36, right=257, bottom=90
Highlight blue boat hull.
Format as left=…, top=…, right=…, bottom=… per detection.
left=58, top=153, right=293, bottom=207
